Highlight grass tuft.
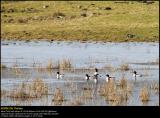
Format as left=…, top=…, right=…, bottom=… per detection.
left=58, top=59, right=72, bottom=70
left=119, top=63, right=130, bottom=71
left=52, top=88, right=64, bottom=106
left=139, top=86, right=150, bottom=102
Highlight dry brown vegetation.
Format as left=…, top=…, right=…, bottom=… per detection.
left=1, top=90, right=8, bottom=97
left=119, top=63, right=130, bottom=71
left=52, top=88, right=64, bottom=106
left=44, top=58, right=73, bottom=70
left=139, top=86, right=150, bottom=102
left=118, top=76, right=127, bottom=89
left=9, top=83, right=30, bottom=99
left=58, top=59, right=72, bottom=70
left=150, top=81, right=159, bottom=94
left=1, top=64, right=7, bottom=69
left=98, top=76, right=131, bottom=106
left=8, top=78, right=48, bottom=99
left=103, top=64, right=116, bottom=72
left=28, top=78, right=48, bottom=97
left=81, top=89, right=93, bottom=99
left=46, top=59, right=54, bottom=70
left=70, top=97, right=83, bottom=106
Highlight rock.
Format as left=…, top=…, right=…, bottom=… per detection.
left=21, top=7, right=38, bottom=13
left=57, top=16, right=63, bottom=19
left=1, top=6, right=6, bottom=13
left=4, top=18, right=14, bottom=23
left=126, top=34, right=135, bottom=38
left=69, top=15, right=76, bottom=19
left=17, top=18, right=28, bottom=23
left=77, top=5, right=82, bottom=9
left=82, top=8, right=88, bottom=11
left=90, top=3, right=95, bottom=6
left=104, top=7, right=112, bottom=10
left=7, top=8, right=15, bottom=13
left=2, top=43, right=9, bottom=46
left=96, top=7, right=103, bottom=10
left=81, top=13, right=87, bottom=17
left=53, top=12, right=65, bottom=19
left=114, top=1, right=129, bottom=4
left=91, top=12, right=101, bottom=16
left=3, top=15, right=8, bottom=17
left=146, top=1, right=155, bottom=5
left=43, top=5, right=49, bottom=9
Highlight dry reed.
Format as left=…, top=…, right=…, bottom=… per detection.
left=139, top=86, right=150, bottom=102
left=8, top=78, right=48, bottom=99
left=150, top=81, right=159, bottom=94
left=52, top=88, right=64, bottom=106
left=119, top=63, right=130, bottom=71
left=58, top=59, right=72, bottom=70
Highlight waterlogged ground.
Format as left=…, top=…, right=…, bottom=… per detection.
left=1, top=41, right=159, bottom=106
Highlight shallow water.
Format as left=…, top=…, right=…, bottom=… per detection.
left=1, top=41, right=159, bottom=69
left=1, top=41, right=159, bottom=106
left=1, top=68, right=159, bottom=106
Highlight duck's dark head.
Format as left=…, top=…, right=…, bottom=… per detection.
left=57, top=72, right=59, bottom=74
left=95, top=68, right=98, bottom=72
left=133, top=71, right=137, bottom=74
left=106, top=74, right=109, bottom=77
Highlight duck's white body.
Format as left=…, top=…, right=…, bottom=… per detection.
left=94, top=78, right=98, bottom=84
left=85, top=74, right=90, bottom=81
left=57, top=74, right=63, bottom=79
left=105, top=74, right=115, bottom=83
left=132, top=71, right=142, bottom=81
left=94, top=72, right=98, bottom=76
left=106, top=77, right=110, bottom=82
left=133, top=73, right=142, bottom=77
left=85, top=76, right=88, bottom=80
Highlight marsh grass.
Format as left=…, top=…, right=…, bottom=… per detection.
left=9, top=83, right=30, bottom=99
left=119, top=63, right=130, bottom=71
left=149, top=58, right=159, bottom=65
left=46, top=59, right=54, bottom=70
left=118, top=76, right=127, bottom=89
left=12, top=61, right=22, bottom=76
left=143, top=68, right=149, bottom=76
left=150, top=81, right=159, bottom=94
left=36, top=64, right=44, bottom=73
left=28, top=78, right=48, bottom=97
left=127, top=83, right=133, bottom=94
left=98, top=77, right=132, bottom=106
left=103, top=64, right=116, bottom=72
left=81, top=89, right=93, bottom=99
left=13, top=68, right=22, bottom=76
left=98, top=80, right=116, bottom=100
left=139, top=86, right=150, bottom=102
left=1, top=90, right=8, bottom=97
left=52, top=88, right=64, bottom=106
left=58, top=59, right=72, bottom=70
left=1, top=64, right=7, bottom=69
left=8, top=78, right=48, bottom=99
left=155, top=58, right=159, bottom=64
left=70, top=97, right=83, bottom=106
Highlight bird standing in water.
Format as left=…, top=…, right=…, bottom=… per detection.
left=56, top=72, right=63, bottom=79
left=93, top=68, right=99, bottom=84
left=132, top=71, right=142, bottom=81
left=85, top=74, right=90, bottom=81
left=94, top=68, right=98, bottom=76
left=106, top=74, right=115, bottom=83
